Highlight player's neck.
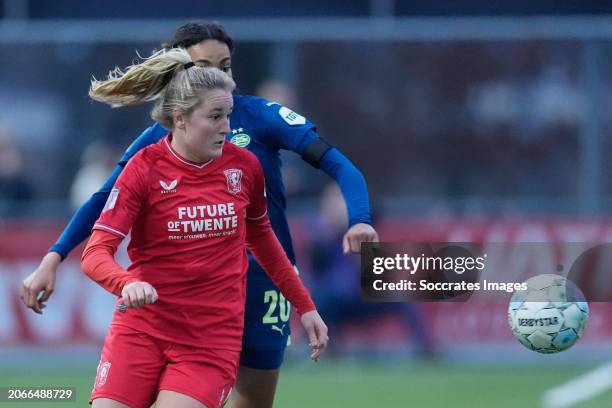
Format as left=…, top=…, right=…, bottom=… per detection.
left=170, top=132, right=214, bottom=165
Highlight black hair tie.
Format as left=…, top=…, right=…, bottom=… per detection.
left=183, top=61, right=195, bottom=70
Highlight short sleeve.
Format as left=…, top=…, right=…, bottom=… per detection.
left=245, top=155, right=268, bottom=221
left=255, top=98, right=316, bottom=153
left=93, top=155, right=149, bottom=238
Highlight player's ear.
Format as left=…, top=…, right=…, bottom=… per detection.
left=173, top=110, right=186, bottom=131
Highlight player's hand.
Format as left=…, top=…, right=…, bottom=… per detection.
left=300, top=310, right=329, bottom=362
left=342, top=223, right=379, bottom=254
left=121, top=281, right=158, bottom=308
left=20, top=252, right=61, bottom=314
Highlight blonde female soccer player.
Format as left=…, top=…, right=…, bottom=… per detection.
left=81, top=48, right=327, bottom=408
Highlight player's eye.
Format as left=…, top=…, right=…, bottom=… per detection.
left=221, top=66, right=231, bottom=73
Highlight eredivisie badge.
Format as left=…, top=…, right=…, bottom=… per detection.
left=224, top=169, right=243, bottom=194
left=278, top=106, right=306, bottom=125
left=102, top=188, right=119, bottom=212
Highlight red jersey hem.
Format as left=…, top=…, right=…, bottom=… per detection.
left=109, top=322, right=243, bottom=351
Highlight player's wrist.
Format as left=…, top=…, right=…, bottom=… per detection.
left=121, top=278, right=142, bottom=290
left=48, top=244, right=68, bottom=262
left=41, top=252, right=62, bottom=269
left=298, top=306, right=317, bottom=316
left=348, top=218, right=373, bottom=228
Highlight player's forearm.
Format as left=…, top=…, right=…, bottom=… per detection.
left=81, top=230, right=137, bottom=297
left=246, top=219, right=316, bottom=314
left=50, top=165, right=125, bottom=260
left=318, top=147, right=372, bottom=226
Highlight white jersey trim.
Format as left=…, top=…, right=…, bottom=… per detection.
left=164, top=137, right=214, bottom=169
left=246, top=210, right=268, bottom=221
left=93, top=224, right=127, bottom=238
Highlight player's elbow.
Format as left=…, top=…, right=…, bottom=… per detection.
left=80, top=241, right=96, bottom=278
left=342, top=158, right=364, bottom=179
left=322, top=149, right=364, bottom=181
left=80, top=237, right=109, bottom=279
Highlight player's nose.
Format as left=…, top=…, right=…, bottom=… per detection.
left=220, top=118, right=231, bottom=135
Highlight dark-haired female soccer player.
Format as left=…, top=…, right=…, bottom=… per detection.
left=22, top=21, right=377, bottom=408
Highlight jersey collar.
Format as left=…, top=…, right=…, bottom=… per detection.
left=164, top=134, right=214, bottom=170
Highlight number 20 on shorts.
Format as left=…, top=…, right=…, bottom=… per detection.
left=262, top=290, right=291, bottom=324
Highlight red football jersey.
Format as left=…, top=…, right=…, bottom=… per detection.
left=93, top=134, right=277, bottom=350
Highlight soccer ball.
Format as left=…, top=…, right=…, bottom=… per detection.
left=508, top=274, right=589, bottom=353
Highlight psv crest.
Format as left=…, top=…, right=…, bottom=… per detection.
left=224, top=169, right=242, bottom=194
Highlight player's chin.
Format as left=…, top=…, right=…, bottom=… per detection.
left=210, top=141, right=225, bottom=157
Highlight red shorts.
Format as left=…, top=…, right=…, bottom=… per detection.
left=91, top=324, right=239, bottom=408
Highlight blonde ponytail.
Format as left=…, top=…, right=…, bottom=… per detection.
left=89, top=48, right=235, bottom=129
left=90, top=48, right=190, bottom=107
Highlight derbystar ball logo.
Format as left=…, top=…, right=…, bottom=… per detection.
left=224, top=169, right=242, bottom=194
left=160, top=179, right=178, bottom=194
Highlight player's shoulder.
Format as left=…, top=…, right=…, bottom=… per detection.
left=127, top=122, right=168, bottom=151
left=127, top=136, right=167, bottom=170
left=223, top=140, right=256, bottom=160
left=233, top=93, right=267, bottom=110
left=233, top=93, right=282, bottom=118
left=120, top=122, right=168, bottom=164
left=222, top=141, right=259, bottom=168
left=236, top=93, right=310, bottom=129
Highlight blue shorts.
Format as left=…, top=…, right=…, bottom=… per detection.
left=239, top=263, right=294, bottom=370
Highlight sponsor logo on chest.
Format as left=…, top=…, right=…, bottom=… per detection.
left=167, top=202, right=239, bottom=240
left=160, top=179, right=178, bottom=194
